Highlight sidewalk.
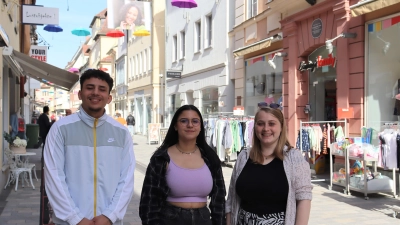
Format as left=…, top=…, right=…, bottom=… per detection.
left=0, top=135, right=399, bottom=224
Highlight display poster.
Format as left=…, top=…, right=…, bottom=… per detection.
left=159, top=128, right=169, bottom=145
left=148, top=123, right=161, bottom=144
left=107, top=0, right=151, bottom=32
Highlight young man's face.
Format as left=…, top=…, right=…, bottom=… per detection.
left=78, top=77, right=112, bottom=118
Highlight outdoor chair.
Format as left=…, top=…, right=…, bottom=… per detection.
left=4, top=148, right=35, bottom=191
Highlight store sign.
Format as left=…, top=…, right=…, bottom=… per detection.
left=22, top=5, right=59, bottom=25
left=316, top=54, right=336, bottom=68
left=166, top=71, right=181, bottom=78
left=233, top=106, right=244, bottom=116
left=311, top=18, right=322, bottom=38
left=29, top=45, right=47, bottom=62
left=0, top=25, right=10, bottom=47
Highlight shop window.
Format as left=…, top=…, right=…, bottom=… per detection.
left=366, top=13, right=400, bottom=131
left=244, top=53, right=282, bottom=116
left=170, top=94, right=181, bottom=116
left=202, top=88, right=218, bottom=115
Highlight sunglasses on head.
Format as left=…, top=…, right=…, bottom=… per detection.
left=257, top=102, right=280, bottom=109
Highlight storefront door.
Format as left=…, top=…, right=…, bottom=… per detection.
left=308, top=46, right=337, bottom=121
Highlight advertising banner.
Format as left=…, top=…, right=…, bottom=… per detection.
left=107, top=0, right=151, bottom=32
left=22, top=5, right=59, bottom=25
left=29, top=45, right=47, bottom=62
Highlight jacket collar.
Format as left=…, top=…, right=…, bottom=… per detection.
left=77, top=105, right=108, bottom=128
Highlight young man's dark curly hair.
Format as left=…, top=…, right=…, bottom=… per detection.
left=79, top=69, right=114, bottom=94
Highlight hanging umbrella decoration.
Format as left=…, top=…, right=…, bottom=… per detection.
left=171, top=0, right=198, bottom=8
left=44, top=25, right=63, bottom=40
left=106, top=30, right=125, bottom=38
left=71, top=28, right=91, bottom=36
left=133, top=29, right=150, bottom=37
left=99, top=67, right=108, bottom=72
left=44, top=25, right=63, bottom=32
left=68, top=68, right=79, bottom=73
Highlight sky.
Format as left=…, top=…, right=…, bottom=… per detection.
left=35, top=0, right=107, bottom=69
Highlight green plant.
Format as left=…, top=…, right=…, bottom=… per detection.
left=3, top=131, right=15, bottom=145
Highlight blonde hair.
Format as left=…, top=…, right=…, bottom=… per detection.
left=250, top=107, right=292, bottom=164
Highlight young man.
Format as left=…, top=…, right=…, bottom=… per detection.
left=115, top=112, right=127, bottom=126
left=44, top=69, right=135, bottom=225
left=37, top=106, right=51, bottom=147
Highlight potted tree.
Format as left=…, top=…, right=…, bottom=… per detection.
left=3, top=132, right=27, bottom=154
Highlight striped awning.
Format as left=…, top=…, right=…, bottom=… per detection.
left=350, top=0, right=400, bottom=17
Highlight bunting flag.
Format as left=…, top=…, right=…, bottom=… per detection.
left=368, top=15, right=400, bottom=32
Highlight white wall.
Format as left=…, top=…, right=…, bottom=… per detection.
left=165, top=0, right=234, bottom=115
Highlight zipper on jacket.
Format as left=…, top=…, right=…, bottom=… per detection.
left=93, top=118, right=98, bottom=216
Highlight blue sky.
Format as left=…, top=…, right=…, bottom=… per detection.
left=36, top=0, right=107, bottom=69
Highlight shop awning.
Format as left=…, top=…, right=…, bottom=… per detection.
left=11, top=50, right=79, bottom=91
left=350, top=0, right=400, bottom=17
left=233, top=33, right=282, bottom=57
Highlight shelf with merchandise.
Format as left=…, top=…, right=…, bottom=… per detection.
left=329, top=142, right=397, bottom=199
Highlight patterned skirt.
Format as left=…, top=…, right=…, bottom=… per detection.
left=237, top=208, right=285, bottom=225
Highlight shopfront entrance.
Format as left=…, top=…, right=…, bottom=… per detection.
left=308, top=47, right=337, bottom=122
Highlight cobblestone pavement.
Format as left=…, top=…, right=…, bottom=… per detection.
left=0, top=135, right=399, bottom=224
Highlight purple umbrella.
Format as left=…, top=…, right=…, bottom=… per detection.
left=68, top=68, right=79, bottom=73
left=171, top=0, right=197, bottom=8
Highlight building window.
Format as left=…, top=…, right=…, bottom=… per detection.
left=195, top=20, right=201, bottom=52
left=130, top=57, right=133, bottom=78
left=135, top=55, right=138, bottom=76
left=148, top=47, right=152, bottom=71
left=247, top=0, right=258, bottom=19
left=143, top=49, right=147, bottom=73
left=180, top=31, right=185, bottom=59
left=139, top=52, right=143, bottom=75
left=173, top=35, right=178, bottom=61
left=205, top=14, right=212, bottom=47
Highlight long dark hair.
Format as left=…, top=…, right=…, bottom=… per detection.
left=155, top=105, right=221, bottom=168
left=119, top=3, right=144, bottom=26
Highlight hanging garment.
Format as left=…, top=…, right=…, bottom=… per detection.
left=322, top=125, right=328, bottom=154
left=334, top=126, right=345, bottom=140
left=296, top=130, right=310, bottom=152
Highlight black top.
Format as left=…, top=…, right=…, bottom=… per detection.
left=37, top=113, right=51, bottom=143
left=236, top=157, right=289, bottom=215
left=126, top=115, right=135, bottom=126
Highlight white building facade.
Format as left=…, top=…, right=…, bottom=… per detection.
left=165, top=0, right=234, bottom=126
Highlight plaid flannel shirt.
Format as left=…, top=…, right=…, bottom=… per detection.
left=139, top=147, right=226, bottom=225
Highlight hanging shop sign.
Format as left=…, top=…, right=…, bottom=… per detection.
left=166, top=71, right=182, bottom=78
left=311, top=18, right=322, bottom=38
left=233, top=106, right=244, bottom=116
left=0, top=25, right=10, bottom=47
left=337, top=107, right=354, bottom=119
left=316, top=54, right=336, bottom=68
left=29, top=45, right=47, bottom=62
left=22, top=5, right=59, bottom=25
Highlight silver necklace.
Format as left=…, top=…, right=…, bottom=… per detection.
left=176, top=145, right=197, bottom=155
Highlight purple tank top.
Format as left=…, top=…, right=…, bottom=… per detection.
left=166, top=158, right=213, bottom=202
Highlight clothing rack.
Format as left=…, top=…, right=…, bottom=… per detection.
left=300, top=120, right=347, bottom=182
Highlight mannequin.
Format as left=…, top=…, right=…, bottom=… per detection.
left=10, top=108, right=26, bottom=139
left=264, top=93, right=275, bottom=104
